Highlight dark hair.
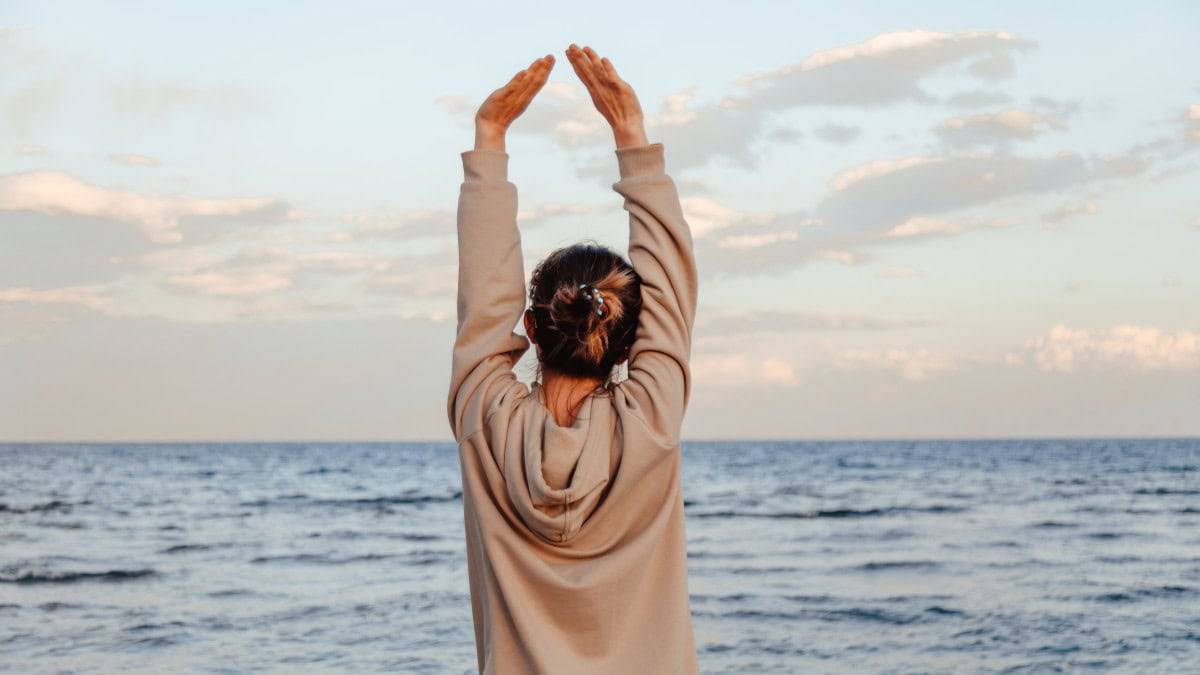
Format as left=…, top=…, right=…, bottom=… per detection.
left=527, top=242, right=642, bottom=381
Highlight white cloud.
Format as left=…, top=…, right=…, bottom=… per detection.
left=0, top=285, right=112, bottom=310
left=882, top=214, right=1017, bottom=240
left=884, top=216, right=963, bottom=238
left=167, top=271, right=292, bottom=297
left=731, top=30, right=1034, bottom=108
left=681, top=195, right=777, bottom=238
left=110, top=153, right=161, bottom=167
left=1015, top=324, right=1200, bottom=372
left=935, top=108, right=1064, bottom=147
left=715, top=230, right=799, bottom=249
left=1183, top=103, right=1200, bottom=141
left=692, top=352, right=799, bottom=386
left=815, top=249, right=868, bottom=265
left=832, top=156, right=944, bottom=191
left=831, top=348, right=959, bottom=380
left=0, top=171, right=285, bottom=243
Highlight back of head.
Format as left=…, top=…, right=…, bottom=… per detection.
left=527, top=242, right=642, bottom=381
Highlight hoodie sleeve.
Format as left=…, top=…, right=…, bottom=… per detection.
left=612, top=142, right=698, bottom=446
left=447, top=148, right=530, bottom=444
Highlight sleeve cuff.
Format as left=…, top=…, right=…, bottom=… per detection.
left=462, top=149, right=509, bottom=182
left=615, top=142, right=665, bottom=179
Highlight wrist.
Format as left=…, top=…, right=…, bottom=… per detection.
left=613, top=124, right=648, bottom=149
left=474, top=122, right=506, bottom=152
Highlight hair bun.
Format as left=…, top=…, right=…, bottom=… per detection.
left=527, top=243, right=642, bottom=379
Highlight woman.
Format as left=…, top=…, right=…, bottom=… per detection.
left=448, top=44, right=699, bottom=674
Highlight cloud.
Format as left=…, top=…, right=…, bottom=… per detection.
left=830, top=347, right=960, bottom=381
left=883, top=216, right=963, bottom=238
left=167, top=271, right=291, bottom=297
left=813, top=122, right=861, bottom=145
left=13, top=143, right=49, bottom=156
left=366, top=257, right=457, bottom=299
left=818, top=150, right=1137, bottom=232
left=727, top=30, right=1035, bottom=109
left=1181, top=103, right=1200, bottom=142
left=881, top=214, right=1017, bottom=241
left=106, top=78, right=264, bottom=122
left=715, top=230, right=799, bottom=249
left=3, top=79, right=61, bottom=136
left=343, top=207, right=450, bottom=241
left=692, top=352, right=799, bottom=386
left=967, top=53, right=1017, bottom=81
left=814, top=249, right=870, bottom=266
left=1013, top=324, right=1200, bottom=372
left=0, top=285, right=112, bottom=310
left=1041, top=201, right=1098, bottom=228
left=681, top=195, right=779, bottom=238
left=2, top=27, right=66, bottom=137
left=935, top=108, right=1065, bottom=147
left=110, top=153, right=162, bottom=167
left=0, top=171, right=287, bottom=243
left=696, top=309, right=928, bottom=335
left=831, top=156, right=945, bottom=191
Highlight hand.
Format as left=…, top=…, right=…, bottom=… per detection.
left=474, top=54, right=555, bottom=151
left=565, top=44, right=647, bottom=148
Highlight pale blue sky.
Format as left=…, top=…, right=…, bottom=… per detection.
left=2, top=1, right=1198, bottom=440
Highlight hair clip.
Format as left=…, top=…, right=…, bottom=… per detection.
left=578, top=283, right=604, bottom=316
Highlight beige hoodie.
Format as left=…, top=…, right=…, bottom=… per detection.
left=448, top=142, right=699, bottom=674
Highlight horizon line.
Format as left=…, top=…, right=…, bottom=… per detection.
left=2, top=434, right=1198, bottom=445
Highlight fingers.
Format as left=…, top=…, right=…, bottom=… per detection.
left=522, top=55, right=554, bottom=95
left=565, top=44, right=596, bottom=88
left=503, top=54, right=553, bottom=100
left=567, top=44, right=622, bottom=91
left=601, top=56, right=618, bottom=79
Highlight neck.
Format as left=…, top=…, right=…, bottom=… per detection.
left=539, top=369, right=604, bottom=427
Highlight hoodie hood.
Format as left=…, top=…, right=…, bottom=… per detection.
left=504, top=383, right=613, bottom=545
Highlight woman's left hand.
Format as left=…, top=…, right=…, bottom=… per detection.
left=475, top=54, right=555, bottom=151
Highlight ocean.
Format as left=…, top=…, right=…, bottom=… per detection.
left=1, top=439, right=1198, bottom=673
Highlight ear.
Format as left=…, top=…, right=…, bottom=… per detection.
left=523, top=308, right=536, bottom=342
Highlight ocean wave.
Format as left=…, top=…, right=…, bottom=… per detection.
left=852, top=560, right=941, bottom=572
left=158, top=542, right=249, bottom=555
left=0, top=568, right=157, bottom=584
left=1086, top=585, right=1196, bottom=603
left=0, top=500, right=88, bottom=515
left=239, top=492, right=462, bottom=509
left=250, top=553, right=398, bottom=565
left=687, top=504, right=965, bottom=520
left=1133, top=487, right=1200, bottom=496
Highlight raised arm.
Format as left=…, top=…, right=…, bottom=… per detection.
left=447, top=54, right=555, bottom=443
left=612, top=143, right=697, bottom=445
left=566, top=44, right=698, bottom=445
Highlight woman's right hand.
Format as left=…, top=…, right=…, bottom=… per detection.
left=565, top=44, right=648, bottom=148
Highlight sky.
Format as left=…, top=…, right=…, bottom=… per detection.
left=1, top=1, right=1198, bottom=441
